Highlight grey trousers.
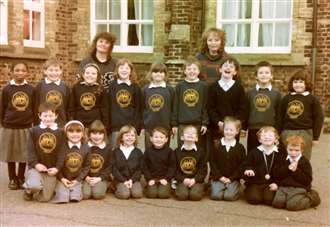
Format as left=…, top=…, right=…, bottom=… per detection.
left=115, top=182, right=143, bottom=199
left=24, top=168, right=57, bottom=202
left=175, top=182, right=204, bottom=201
left=51, top=180, right=82, bottom=203
left=210, top=180, right=240, bottom=201
left=272, top=186, right=311, bottom=211
left=145, top=182, right=171, bottom=199
left=281, top=129, right=313, bottom=160
left=82, top=180, right=108, bottom=200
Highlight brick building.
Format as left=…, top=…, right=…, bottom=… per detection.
left=0, top=0, right=329, bottom=131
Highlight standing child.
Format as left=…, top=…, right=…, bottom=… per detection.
left=247, top=61, right=281, bottom=153
left=83, top=120, right=112, bottom=200
left=210, top=117, right=246, bottom=201
left=208, top=56, right=248, bottom=141
left=174, top=125, right=207, bottom=201
left=280, top=70, right=324, bottom=160
left=69, top=63, right=108, bottom=128
left=35, top=58, right=70, bottom=127
left=172, top=57, right=208, bottom=149
left=112, top=125, right=143, bottom=199
left=143, top=127, right=176, bottom=199
left=272, top=135, right=320, bottom=211
left=107, top=58, right=141, bottom=147
left=141, top=62, right=175, bottom=148
left=243, top=126, right=282, bottom=205
left=23, top=102, right=64, bottom=202
left=0, top=62, right=34, bottom=190
left=51, top=120, right=91, bottom=203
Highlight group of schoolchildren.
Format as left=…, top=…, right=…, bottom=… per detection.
left=0, top=28, right=324, bottom=212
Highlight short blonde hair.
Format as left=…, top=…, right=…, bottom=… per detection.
left=223, top=116, right=241, bottom=132
left=116, top=125, right=138, bottom=147
left=256, top=126, right=279, bottom=143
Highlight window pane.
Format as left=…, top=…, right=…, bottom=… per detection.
left=259, top=0, right=274, bottom=18
left=109, top=24, right=120, bottom=45
left=96, top=24, right=107, bottom=33
left=259, top=23, right=273, bottom=46
left=141, top=24, right=152, bottom=45
left=128, top=24, right=139, bottom=45
left=237, top=23, right=250, bottom=47
left=275, top=23, right=289, bottom=46
left=222, top=24, right=235, bottom=47
left=32, top=11, right=41, bottom=41
left=128, top=0, right=137, bottom=20
left=222, top=0, right=236, bottom=19
left=238, top=0, right=252, bottom=19
left=142, top=0, right=153, bottom=19
left=276, top=0, right=291, bottom=18
left=23, top=10, right=30, bottom=39
left=95, top=0, right=107, bottom=20
left=109, top=0, right=120, bottom=19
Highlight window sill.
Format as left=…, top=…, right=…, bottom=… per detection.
left=75, top=53, right=163, bottom=64
left=232, top=53, right=307, bottom=66
left=0, top=45, right=50, bottom=60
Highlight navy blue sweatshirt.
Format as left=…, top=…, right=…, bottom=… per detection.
left=87, top=144, right=112, bottom=181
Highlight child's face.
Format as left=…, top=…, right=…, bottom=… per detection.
left=287, top=144, right=302, bottom=159
left=220, top=61, right=237, bottom=80
left=207, top=32, right=221, bottom=54
left=257, top=66, right=272, bottom=85
left=83, top=66, right=98, bottom=84
left=292, top=79, right=306, bottom=93
left=151, top=71, right=165, bottom=83
left=181, top=127, right=198, bottom=142
left=184, top=64, right=200, bottom=81
left=90, top=132, right=105, bottom=145
left=118, top=63, right=131, bottom=81
left=12, top=63, right=28, bottom=83
left=96, top=38, right=111, bottom=54
left=223, top=122, right=239, bottom=140
left=44, top=65, right=62, bottom=82
left=122, top=130, right=136, bottom=146
left=259, top=130, right=277, bottom=147
left=150, top=131, right=168, bottom=149
left=39, top=110, right=57, bottom=127
left=67, top=128, right=83, bottom=144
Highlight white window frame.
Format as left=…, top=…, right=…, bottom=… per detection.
left=216, top=0, right=293, bottom=54
left=91, top=0, right=154, bottom=53
left=0, top=0, right=8, bottom=45
left=23, top=0, right=45, bottom=48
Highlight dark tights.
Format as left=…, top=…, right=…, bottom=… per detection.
left=7, top=162, right=26, bottom=180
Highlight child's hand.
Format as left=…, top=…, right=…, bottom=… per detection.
left=47, top=167, right=58, bottom=176
left=124, top=179, right=133, bottom=188
left=85, top=176, right=92, bottom=184
left=159, top=179, right=168, bottom=185
left=35, top=163, right=47, bottom=172
left=148, top=180, right=156, bottom=186
left=312, top=140, right=319, bottom=146
left=61, top=178, right=71, bottom=188
left=69, top=180, right=78, bottom=187
left=240, top=130, right=247, bottom=138
left=89, top=177, right=102, bottom=186
left=200, top=126, right=207, bottom=135
left=244, top=170, right=255, bottom=177
left=183, top=178, right=191, bottom=187
left=288, top=162, right=298, bottom=172
left=219, top=176, right=227, bottom=183
left=172, top=127, right=178, bottom=135
left=188, top=178, right=196, bottom=188
left=218, top=121, right=224, bottom=132
left=269, top=183, right=278, bottom=191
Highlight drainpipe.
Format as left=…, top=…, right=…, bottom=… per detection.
left=311, top=0, right=318, bottom=94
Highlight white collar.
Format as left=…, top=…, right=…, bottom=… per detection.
left=218, top=78, right=235, bottom=91
left=185, top=78, right=200, bottom=83
left=45, top=78, right=61, bottom=86
left=88, top=141, right=106, bottom=149
left=80, top=81, right=99, bottom=86
left=120, top=145, right=135, bottom=159
left=257, top=145, right=278, bottom=156
left=117, top=79, right=131, bottom=86
left=290, top=91, right=310, bottom=96
left=9, top=79, right=28, bottom=86
left=39, top=122, right=58, bottom=130
left=286, top=154, right=302, bottom=163
left=181, top=143, right=197, bottom=151
left=221, top=138, right=236, bottom=151
left=256, top=84, right=272, bottom=91
left=68, top=141, right=81, bottom=149
left=148, top=81, right=167, bottom=88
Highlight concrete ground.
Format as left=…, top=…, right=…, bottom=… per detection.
left=0, top=134, right=329, bottom=227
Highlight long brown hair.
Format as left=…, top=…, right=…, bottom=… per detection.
left=113, top=58, right=137, bottom=83
left=199, top=28, right=226, bottom=55
left=146, top=62, right=168, bottom=82
left=287, top=70, right=313, bottom=92
left=89, top=32, right=117, bottom=61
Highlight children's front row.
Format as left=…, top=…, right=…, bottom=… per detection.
left=23, top=105, right=320, bottom=211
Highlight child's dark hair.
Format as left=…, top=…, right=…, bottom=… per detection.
left=38, top=102, right=58, bottom=115
left=284, top=135, right=305, bottom=152
left=288, top=69, right=313, bottom=92
left=89, top=32, right=116, bottom=61
left=151, top=127, right=169, bottom=138
left=79, top=63, right=103, bottom=95
left=88, top=120, right=107, bottom=141
left=64, top=120, right=85, bottom=141
left=114, top=58, right=137, bottom=83
left=223, top=116, right=242, bottom=132
left=219, top=56, right=241, bottom=80
left=146, top=62, right=168, bottom=82
left=255, top=61, right=273, bottom=77
left=11, top=61, right=29, bottom=72
left=199, top=27, right=226, bottom=55
left=116, top=125, right=138, bottom=147
left=183, top=57, right=201, bottom=77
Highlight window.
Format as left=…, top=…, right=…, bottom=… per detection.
left=91, top=0, right=154, bottom=53
left=23, top=0, right=45, bottom=48
left=217, top=0, right=292, bottom=53
left=0, top=0, right=8, bottom=45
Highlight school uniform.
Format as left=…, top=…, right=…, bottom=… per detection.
left=112, top=146, right=143, bottom=199
left=142, top=146, right=176, bottom=198
left=210, top=138, right=246, bottom=201
left=82, top=142, right=112, bottom=200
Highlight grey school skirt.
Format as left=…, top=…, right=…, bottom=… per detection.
left=0, top=127, right=29, bottom=162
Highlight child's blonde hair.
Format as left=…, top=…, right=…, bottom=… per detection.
left=113, top=58, right=137, bottom=83
left=256, top=126, right=279, bottom=144
left=181, top=125, right=198, bottom=142
left=284, top=135, right=305, bottom=152
left=223, top=116, right=242, bottom=132
left=183, top=57, right=201, bottom=77
left=43, top=58, right=62, bottom=71
left=116, top=125, right=138, bottom=147
left=146, top=62, right=168, bottom=82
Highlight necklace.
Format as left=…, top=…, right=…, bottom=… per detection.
left=262, top=151, right=275, bottom=180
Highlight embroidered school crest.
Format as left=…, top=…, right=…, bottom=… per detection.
left=65, top=152, right=83, bottom=173
left=46, top=90, right=63, bottom=108
left=102, top=72, right=114, bottom=89
left=80, top=92, right=96, bottom=110
left=183, top=89, right=199, bottom=107
left=116, top=89, right=131, bottom=108
left=12, top=91, right=29, bottom=111
left=148, top=94, right=164, bottom=112
left=254, top=94, right=271, bottom=112
left=90, top=153, right=104, bottom=174
left=39, top=133, right=57, bottom=154
left=180, top=157, right=197, bottom=174
left=287, top=100, right=304, bottom=119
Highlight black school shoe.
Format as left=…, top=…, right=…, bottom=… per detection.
left=307, top=189, right=321, bottom=207
left=17, top=179, right=25, bottom=190
left=23, top=190, right=33, bottom=201
left=8, top=179, right=18, bottom=190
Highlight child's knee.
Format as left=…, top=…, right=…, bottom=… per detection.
left=224, top=191, right=239, bottom=201
left=92, top=192, right=106, bottom=200
left=190, top=191, right=203, bottom=201
left=175, top=190, right=188, bottom=201
left=246, top=193, right=263, bottom=204
left=210, top=190, right=224, bottom=200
